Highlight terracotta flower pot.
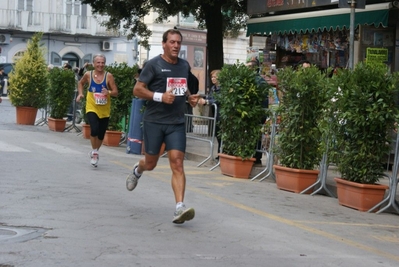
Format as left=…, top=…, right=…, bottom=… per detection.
left=48, top=117, right=67, bottom=132
left=274, top=165, right=319, bottom=194
left=103, top=130, right=123, bottom=147
left=334, top=177, right=389, bottom=212
left=82, top=124, right=91, bottom=139
left=15, top=106, right=38, bottom=125
left=218, top=153, right=255, bottom=179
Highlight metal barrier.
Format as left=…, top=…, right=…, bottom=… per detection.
left=371, top=131, right=399, bottom=214
left=254, top=111, right=336, bottom=196
left=299, top=141, right=336, bottom=197
left=185, top=103, right=217, bottom=167
left=35, top=107, right=48, bottom=126
left=251, top=111, right=278, bottom=182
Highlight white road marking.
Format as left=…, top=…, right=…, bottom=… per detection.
left=33, top=142, right=83, bottom=154
left=0, top=141, right=30, bottom=152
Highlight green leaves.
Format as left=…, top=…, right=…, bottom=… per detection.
left=276, top=65, right=332, bottom=170
left=47, top=68, right=76, bottom=119
left=330, top=62, right=398, bottom=184
left=105, top=63, right=137, bottom=131
left=215, top=62, right=271, bottom=160
left=8, top=32, right=49, bottom=109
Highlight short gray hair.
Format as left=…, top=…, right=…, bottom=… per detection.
left=93, top=54, right=106, bottom=63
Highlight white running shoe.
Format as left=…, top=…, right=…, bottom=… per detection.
left=173, top=205, right=195, bottom=224
left=89, top=150, right=99, bottom=167
left=126, top=162, right=141, bottom=191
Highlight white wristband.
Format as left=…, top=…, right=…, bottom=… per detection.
left=153, top=92, right=163, bottom=102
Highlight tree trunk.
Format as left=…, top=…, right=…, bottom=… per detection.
left=204, top=2, right=224, bottom=90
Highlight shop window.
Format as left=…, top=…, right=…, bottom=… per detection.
left=360, top=25, right=394, bottom=69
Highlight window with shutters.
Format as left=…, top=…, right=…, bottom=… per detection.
left=65, top=0, right=87, bottom=29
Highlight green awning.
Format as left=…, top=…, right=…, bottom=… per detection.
left=247, top=3, right=391, bottom=36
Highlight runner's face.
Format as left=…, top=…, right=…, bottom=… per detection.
left=163, top=33, right=181, bottom=59
left=93, top=57, right=105, bottom=72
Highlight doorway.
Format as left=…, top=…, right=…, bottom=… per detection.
left=62, top=52, right=80, bottom=68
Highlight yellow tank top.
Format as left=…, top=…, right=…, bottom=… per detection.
left=86, top=71, right=111, bottom=118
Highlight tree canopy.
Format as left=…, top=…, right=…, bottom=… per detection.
left=82, top=0, right=248, bottom=74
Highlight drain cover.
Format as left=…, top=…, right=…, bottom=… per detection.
left=0, top=229, right=16, bottom=237
left=0, top=226, right=48, bottom=244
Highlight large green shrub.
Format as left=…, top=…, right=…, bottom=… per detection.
left=104, top=63, right=137, bottom=131
left=276, top=65, right=332, bottom=170
left=330, top=62, right=399, bottom=184
left=47, top=68, right=76, bottom=119
left=215, top=62, right=270, bottom=160
left=8, top=32, right=49, bottom=109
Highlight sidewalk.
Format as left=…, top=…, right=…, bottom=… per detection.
left=184, top=137, right=399, bottom=211
left=20, top=103, right=397, bottom=205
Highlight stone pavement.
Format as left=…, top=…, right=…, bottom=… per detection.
left=1, top=98, right=399, bottom=266
left=6, top=89, right=394, bottom=208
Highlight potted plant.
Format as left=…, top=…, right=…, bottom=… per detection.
left=102, top=63, right=136, bottom=146
left=329, top=62, right=398, bottom=211
left=8, top=32, right=49, bottom=125
left=215, top=62, right=270, bottom=179
left=274, top=65, right=332, bottom=193
left=47, top=67, right=76, bottom=131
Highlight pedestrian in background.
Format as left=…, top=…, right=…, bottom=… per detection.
left=185, top=71, right=199, bottom=132
left=246, top=59, right=269, bottom=166
left=198, top=69, right=222, bottom=159
left=0, top=67, right=8, bottom=96
left=78, top=62, right=92, bottom=80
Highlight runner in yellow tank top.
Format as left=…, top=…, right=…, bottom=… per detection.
left=86, top=70, right=111, bottom=118
left=76, top=54, right=118, bottom=167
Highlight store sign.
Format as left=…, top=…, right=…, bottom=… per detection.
left=366, top=48, right=388, bottom=63
left=247, top=0, right=339, bottom=15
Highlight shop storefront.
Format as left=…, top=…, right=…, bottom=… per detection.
left=246, top=2, right=397, bottom=73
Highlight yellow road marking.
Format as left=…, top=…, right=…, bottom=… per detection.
left=113, top=161, right=399, bottom=261
left=189, top=189, right=399, bottom=262
left=372, top=235, right=399, bottom=243
left=296, top=221, right=399, bottom=229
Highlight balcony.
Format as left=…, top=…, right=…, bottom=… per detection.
left=0, top=9, right=120, bottom=37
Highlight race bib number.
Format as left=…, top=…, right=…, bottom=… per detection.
left=166, top=77, right=187, bottom=96
left=94, top=93, right=107, bottom=105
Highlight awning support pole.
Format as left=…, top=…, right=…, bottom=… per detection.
left=349, top=1, right=356, bottom=70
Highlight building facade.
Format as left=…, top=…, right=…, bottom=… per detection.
left=0, top=0, right=137, bottom=68
left=0, top=1, right=249, bottom=71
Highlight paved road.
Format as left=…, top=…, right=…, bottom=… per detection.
left=1, top=98, right=399, bottom=267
